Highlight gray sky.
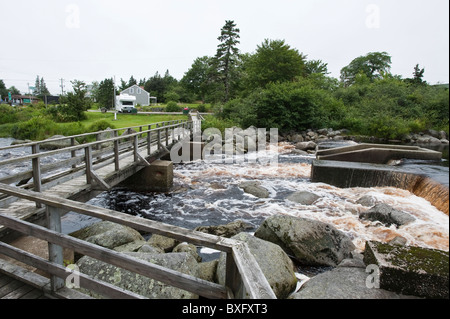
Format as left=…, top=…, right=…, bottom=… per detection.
left=1, top=0, right=449, bottom=95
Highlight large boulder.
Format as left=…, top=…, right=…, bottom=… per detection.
left=216, top=233, right=297, bottom=299
left=195, top=220, right=254, bottom=238
left=289, top=267, right=418, bottom=299
left=70, top=221, right=144, bottom=250
left=239, top=181, right=269, bottom=198
left=255, top=215, right=355, bottom=267
left=40, top=135, right=79, bottom=150
left=359, top=203, right=416, bottom=227
left=76, top=252, right=200, bottom=299
left=286, top=191, right=320, bottom=205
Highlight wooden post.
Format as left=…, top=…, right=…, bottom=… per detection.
left=147, top=125, right=152, bottom=155
left=133, top=135, right=139, bottom=162
left=85, top=146, right=93, bottom=185
left=71, top=138, right=77, bottom=169
left=31, top=144, right=42, bottom=208
left=114, top=140, right=120, bottom=171
left=157, top=124, right=161, bottom=151
left=225, top=252, right=243, bottom=299
left=46, top=206, right=65, bottom=291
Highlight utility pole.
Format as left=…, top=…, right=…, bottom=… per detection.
left=60, top=78, right=65, bottom=96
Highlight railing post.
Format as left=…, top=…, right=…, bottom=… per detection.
left=71, top=137, right=77, bottom=169
left=157, top=124, right=161, bottom=151
left=114, top=139, right=120, bottom=171
left=147, top=125, right=152, bottom=155
left=134, top=135, right=139, bottom=162
left=225, top=252, right=243, bottom=299
left=31, top=144, right=42, bottom=208
left=85, top=146, right=93, bottom=184
left=46, top=205, right=65, bottom=291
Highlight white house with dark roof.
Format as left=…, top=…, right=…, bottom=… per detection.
left=121, top=84, right=150, bottom=106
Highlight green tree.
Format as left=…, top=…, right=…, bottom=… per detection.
left=181, top=56, right=216, bottom=103
left=0, top=80, right=8, bottom=100
left=305, top=59, right=329, bottom=76
left=95, top=78, right=116, bottom=109
left=244, top=39, right=307, bottom=89
left=213, top=20, right=241, bottom=102
left=340, top=52, right=392, bottom=86
left=405, top=64, right=426, bottom=86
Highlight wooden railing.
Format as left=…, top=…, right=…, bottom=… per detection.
left=0, top=119, right=193, bottom=207
left=0, top=183, right=276, bottom=299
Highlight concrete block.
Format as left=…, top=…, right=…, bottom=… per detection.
left=363, top=241, right=449, bottom=299
left=121, top=160, right=173, bottom=193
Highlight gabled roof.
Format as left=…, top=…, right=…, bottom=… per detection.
left=122, top=84, right=149, bottom=95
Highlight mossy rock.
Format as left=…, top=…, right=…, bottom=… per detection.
left=364, top=241, right=449, bottom=299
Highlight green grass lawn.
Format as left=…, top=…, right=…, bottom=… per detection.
left=83, top=112, right=187, bottom=129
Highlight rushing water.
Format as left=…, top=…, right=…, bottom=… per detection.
left=1, top=138, right=448, bottom=253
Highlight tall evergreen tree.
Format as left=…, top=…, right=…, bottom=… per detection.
left=214, top=20, right=240, bottom=102
left=33, top=76, right=41, bottom=96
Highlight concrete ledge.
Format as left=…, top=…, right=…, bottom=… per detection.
left=363, top=241, right=449, bottom=299
left=120, top=160, right=174, bottom=193
left=316, top=143, right=442, bottom=164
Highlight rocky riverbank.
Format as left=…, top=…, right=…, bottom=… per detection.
left=281, top=128, right=449, bottom=153
left=69, top=207, right=448, bottom=299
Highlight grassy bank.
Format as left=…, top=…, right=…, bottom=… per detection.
left=0, top=110, right=187, bottom=141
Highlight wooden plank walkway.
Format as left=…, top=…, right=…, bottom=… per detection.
left=0, top=272, right=48, bottom=299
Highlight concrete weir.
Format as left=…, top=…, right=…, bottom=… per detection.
left=316, top=143, right=442, bottom=164
left=311, top=144, right=449, bottom=215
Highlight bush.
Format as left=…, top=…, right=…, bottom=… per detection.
left=87, top=120, right=115, bottom=132
left=165, top=101, right=181, bottom=112
left=11, top=116, right=57, bottom=141
left=0, top=105, right=18, bottom=124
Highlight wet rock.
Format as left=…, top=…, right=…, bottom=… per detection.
left=216, top=233, right=298, bottom=299
left=173, top=242, right=202, bottom=262
left=286, top=191, right=320, bottom=205
left=359, top=203, right=416, bottom=227
left=356, top=195, right=379, bottom=207
left=76, top=252, right=199, bottom=299
left=195, top=220, right=254, bottom=238
left=295, top=141, right=317, bottom=151
left=239, top=181, right=269, bottom=198
left=255, top=215, right=355, bottom=267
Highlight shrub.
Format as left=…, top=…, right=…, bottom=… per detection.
left=87, top=120, right=115, bottom=132
left=165, top=101, right=181, bottom=112
left=0, top=105, right=18, bottom=124
left=11, top=116, right=57, bottom=141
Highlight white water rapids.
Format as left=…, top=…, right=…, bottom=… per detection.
left=0, top=138, right=448, bottom=253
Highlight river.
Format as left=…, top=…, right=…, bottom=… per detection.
left=0, top=138, right=448, bottom=254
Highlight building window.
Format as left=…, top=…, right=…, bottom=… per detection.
left=137, top=88, right=141, bottom=94
left=129, top=88, right=134, bottom=94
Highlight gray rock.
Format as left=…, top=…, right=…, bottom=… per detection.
left=76, top=252, right=199, bottom=299
left=255, top=215, right=355, bottom=267
left=198, top=260, right=218, bottom=283
left=286, top=191, right=320, bottom=205
left=148, top=234, right=180, bottom=253
left=173, top=242, right=202, bottom=262
left=195, top=220, right=254, bottom=238
left=239, top=181, right=269, bottom=198
left=359, top=203, right=416, bottom=227
left=70, top=221, right=144, bottom=250
left=216, top=233, right=297, bottom=299
left=289, top=267, right=418, bottom=299
left=40, top=135, right=79, bottom=150
left=295, top=141, right=317, bottom=151
left=356, top=195, right=379, bottom=207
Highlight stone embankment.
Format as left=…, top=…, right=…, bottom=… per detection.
left=70, top=208, right=448, bottom=299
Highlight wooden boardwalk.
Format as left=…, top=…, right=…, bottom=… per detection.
left=0, top=273, right=48, bottom=299
left=0, top=117, right=277, bottom=300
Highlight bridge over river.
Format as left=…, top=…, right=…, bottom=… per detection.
left=0, top=114, right=276, bottom=300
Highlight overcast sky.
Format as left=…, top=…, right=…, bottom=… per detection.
left=1, top=0, right=449, bottom=95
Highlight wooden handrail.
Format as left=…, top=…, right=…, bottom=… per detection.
left=0, top=183, right=276, bottom=299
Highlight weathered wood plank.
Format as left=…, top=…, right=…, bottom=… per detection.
left=0, top=214, right=228, bottom=299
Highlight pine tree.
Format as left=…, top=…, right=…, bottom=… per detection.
left=34, top=76, right=41, bottom=96
left=214, top=20, right=240, bottom=102
left=40, top=77, right=50, bottom=96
